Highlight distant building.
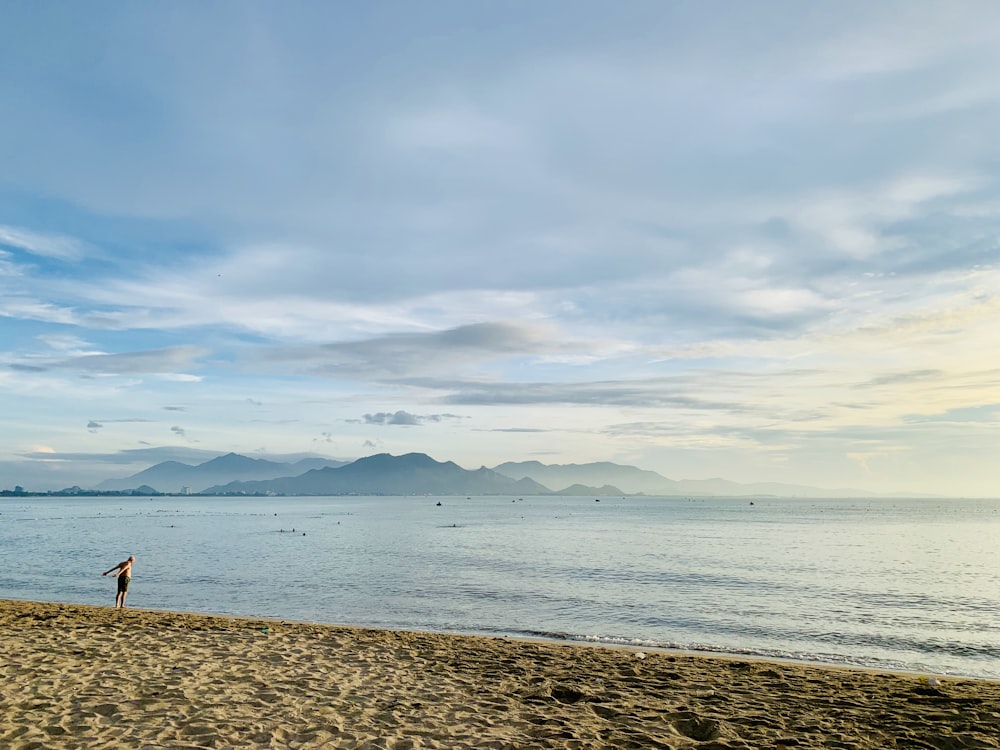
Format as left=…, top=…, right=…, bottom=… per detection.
left=181, top=486, right=191, bottom=495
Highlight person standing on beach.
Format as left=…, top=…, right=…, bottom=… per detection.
left=102, top=556, right=135, bottom=608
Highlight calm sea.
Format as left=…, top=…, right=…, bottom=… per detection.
left=1, top=495, right=997, bottom=679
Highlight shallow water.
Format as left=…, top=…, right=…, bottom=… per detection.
left=1, top=494, right=997, bottom=678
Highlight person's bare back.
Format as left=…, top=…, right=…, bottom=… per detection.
left=103, top=556, right=135, bottom=608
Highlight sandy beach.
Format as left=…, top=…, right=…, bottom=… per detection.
left=2, top=599, right=997, bottom=749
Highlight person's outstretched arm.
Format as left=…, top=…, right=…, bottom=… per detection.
left=102, top=562, right=125, bottom=577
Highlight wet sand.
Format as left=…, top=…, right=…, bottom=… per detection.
left=2, top=599, right=998, bottom=749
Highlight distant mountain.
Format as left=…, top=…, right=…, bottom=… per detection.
left=553, top=484, right=626, bottom=497
left=205, top=453, right=553, bottom=496
left=664, top=477, right=877, bottom=498
left=96, top=452, right=347, bottom=493
left=492, top=460, right=876, bottom=498
left=492, top=461, right=680, bottom=495
left=95, top=452, right=880, bottom=498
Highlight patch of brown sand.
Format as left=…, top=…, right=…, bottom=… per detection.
left=1, top=599, right=998, bottom=749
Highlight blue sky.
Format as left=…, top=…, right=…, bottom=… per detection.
left=2, top=1, right=999, bottom=494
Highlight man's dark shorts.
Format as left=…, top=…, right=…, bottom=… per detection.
left=117, top=576, right=130, bottom=593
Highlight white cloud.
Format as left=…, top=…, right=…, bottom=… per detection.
left=9, top=346, right=211, bottom=377
left=36, top=334, right=100, bottom=356
left=0, top=298, right=81, bottom=325
left=810, top=2, right=1000, bottom=80
left=387, top=109, right=520, bottom=153
left=0, top=225, right=88, bottom=261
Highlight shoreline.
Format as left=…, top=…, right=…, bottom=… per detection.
left=6, top=593, right=992, bottom=683
left=4, top=598, right=999, bottom=749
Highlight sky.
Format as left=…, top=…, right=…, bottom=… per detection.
left=2, top=1, right=999, bottom=495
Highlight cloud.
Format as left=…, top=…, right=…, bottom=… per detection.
left=15, top=446, right=221, bottom=465
left=262, top=322, right=559, bottom=378
left=22, top=346, right=208, bottom=376
left=859, top=370, right=944, bottom=388
left=170, top=426, right=186, bottom=437
left=486, top=427, right=549, bottom=433
left=363, top=411, right=420, bottom=426
left=421, top=376, right=749, bottom=411
left=37, top=334, right=97, bottom=354
left=387, top=109, right=520, bottom=153
left=0, top=298, right=80, bottom=326
left=0, top=224, right=88, bottom=261
left=903, top=404, right=1000, bottom=425
left=83, top=418, right=158, bottom=435
left=359, top=410, right=462, bottom=426
left=85, top=418, right=156, bottom=431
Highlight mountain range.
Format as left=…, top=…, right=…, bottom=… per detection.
left=94, top=451, right=878, bottom=497
left=491, top=461, right=876, bottom=498
left=96, top=452, right=347, bottom=494
left=205, top=453, right=550, bottom=496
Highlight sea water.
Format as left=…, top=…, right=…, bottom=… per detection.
left=1, top=494, right=997, bottom=679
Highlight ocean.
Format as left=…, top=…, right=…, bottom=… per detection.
left=1, top=494, right=997, bottom=679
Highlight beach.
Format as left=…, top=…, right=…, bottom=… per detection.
left=2, top=599, right=998, bottom=749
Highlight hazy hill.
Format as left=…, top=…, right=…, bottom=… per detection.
left=205, top=452, right=553, bottom=496
left=97, top=452, right=346, bottom=493
left=665, top=477, right=876, bottom=498
left=492, top=460, right=680, bottom=495
left=553, top=484, right=627, bottom=497
left=492, top=460, right=875, bottom=498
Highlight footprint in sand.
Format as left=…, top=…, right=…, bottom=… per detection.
left=668, top=711, right=736, bottom=743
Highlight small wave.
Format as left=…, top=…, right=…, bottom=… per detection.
left=501, top=631, right=1000, bottom=680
